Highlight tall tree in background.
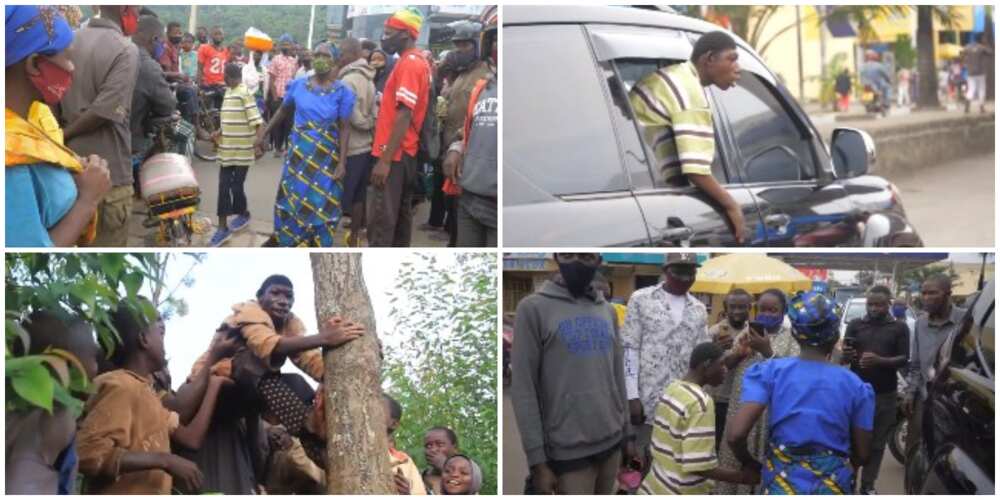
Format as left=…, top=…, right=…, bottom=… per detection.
left=916, top=6, right=942, bottom=108
left=310, top=254, right=393, bottom=494
left=382, top=253, right=498, bottom=495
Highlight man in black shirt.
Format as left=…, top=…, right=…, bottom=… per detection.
left=840, top=285, right=909, bottom=495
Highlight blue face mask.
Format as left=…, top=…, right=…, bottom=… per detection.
left=891, top=304, right=907, bottom=319
left=755, top=312, right=784, bottom=332
left=153, top=40, right=166, bottom=60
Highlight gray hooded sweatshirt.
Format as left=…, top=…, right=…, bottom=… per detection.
left=337, top=57, right=377, bottom=157
left=511, top=279, right=631, bottom=467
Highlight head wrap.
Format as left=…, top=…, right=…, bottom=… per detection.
left=278, top=33, right=294, bottom=44
left=256, top=274, right=293, bottom=297
left=6, top=5, right=74, bottom=67
left=313, top=41, right=339, bottom=60
left=787, top=291, right=840, bottom=348
left=385, top=7, right=423, bottom=39
left=443, top=454, right=483, bottom=495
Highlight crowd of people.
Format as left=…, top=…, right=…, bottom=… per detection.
left=6, top=4, right=499, bottom=248
left=6, top=274, right=485, bottom=494
left=510, top=253, right=966, bottom=495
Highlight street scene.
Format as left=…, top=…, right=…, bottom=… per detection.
left=504, top=5, right=995, bottom=247
left=6, top=4, right=498, bottom=248
left=502, top=252, right=994, bottom=494
left=6, top=251, right=497, bottom=494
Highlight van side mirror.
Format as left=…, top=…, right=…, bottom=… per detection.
left=831, top=128, right=876, bottom=178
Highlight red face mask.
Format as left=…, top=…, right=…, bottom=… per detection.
left=121, top=6, right=138, bottom=36
left=29, top=57, right=74, bottom=106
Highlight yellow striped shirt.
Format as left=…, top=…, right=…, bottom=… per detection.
left=639, top=380, right=718, bottom=495
left=629, top=61, right=716, bottom=185
left=218, top=84, right=263, bottom=167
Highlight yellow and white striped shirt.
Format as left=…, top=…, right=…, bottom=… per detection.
left=639, top=379, right=718, bottom=495
left=218, top=84, right=263, bottom=167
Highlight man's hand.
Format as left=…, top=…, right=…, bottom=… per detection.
left=628, top=399, right=645, bottom=426
left=333, top=162, right=347, bottom=181
left=370, top=158, right=391, bottom=189
left=209, top=333, right=241, bottom=361
left=164, top=454, right=204, bottom=492
left=210, top=375, right=234, bottom=389
left=318, top=316, right=365, bottom=349
left=530, top=463, right=558, bottom=494
left=840, top=344, right=857, bottom=365
left=725, top=205, right=746, bottom=245
left=74, top=154, right=112, bottom=205
left=859, top=352, right=883, bottom=369
left=740, top=461, right=762, bottom=485
left=623, top=440, right=643, bottom=471
left=443, top=150, right=462, bottom=184
left=746, top=328, right=773, bottom=358
left=393, top=468, right=411, bottom=495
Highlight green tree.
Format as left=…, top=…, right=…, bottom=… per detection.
left=145, top=5, right=328, bottom=49
left=900, top=263, right=960, bottom=291
left=894, top=34, right=917, bottom=70
left=916, top=6, right=963, bottom=109
left=382, top=253, right=497, bottom=495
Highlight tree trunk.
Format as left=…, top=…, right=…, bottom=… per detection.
left=916, top=6, right=941, bottom=108
left=310, top=253, right=394, bottom=494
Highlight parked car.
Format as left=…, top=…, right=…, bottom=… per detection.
left=905, top=281, right=994, bottom=494
left=504, top=6, right=922, bottom=247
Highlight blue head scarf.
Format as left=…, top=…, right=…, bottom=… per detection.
left=278, top=33, right=294, bottom=44
left=6, top=5, right=74, bottom=68
left=787, top=291, right=840, bottom=348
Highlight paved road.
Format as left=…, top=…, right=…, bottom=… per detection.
left=128, top=152, right=448, bottom=247
left=502, top=391, right=905, bottom=495
left=884, top=153, right=995, bottom=247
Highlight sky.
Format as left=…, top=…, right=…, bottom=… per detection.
left=153, top=251, right=460, bottom=390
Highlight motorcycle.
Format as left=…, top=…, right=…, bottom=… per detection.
left=862, top=84, right=890, bottom=117
left=888, top=372, right=909, bottom=463
left=138, top=115, right=201, bottom=246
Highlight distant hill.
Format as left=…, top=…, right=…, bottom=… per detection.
left=134, top=5, right=328, bottom=47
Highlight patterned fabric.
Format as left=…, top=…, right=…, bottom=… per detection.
left=713, top=324, right=799, bottom=495
left=179, top=50, right=198, bottom=79
left=628, top=61, right=715, bottom=185
left=639, top=380, right=717, bottom=495
left=385, top=7, right=424, bottom=38
left=268, top=54, right=298, bottom=99
left=622, top=285, right=709, bottom=424
left=787, top=291, right=840, bottom=347
left=218, top=84, right=263, bottom=167
left=762, top=442, right=854, bottom=495
left=6, top=5, right=74, bottom=67
left=258, top=375, right=324, bottom=466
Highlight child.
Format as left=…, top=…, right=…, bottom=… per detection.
left=76, top=301, right=235, bottom=493
left=639, top=342, right=760, bottom=495
left=6, top=311, right=100, bottom=494
left=384, top=394, right=428, bottom=495
left=178, top=33, right=198, bottom=82
left=422, top=426, right=459, bottom=494
left=210, top=62, right=264, bottom=246
left=440, top=454, right=483, bottom=495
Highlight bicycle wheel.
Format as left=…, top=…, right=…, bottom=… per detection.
left=194, top=109, right=220, bottom=162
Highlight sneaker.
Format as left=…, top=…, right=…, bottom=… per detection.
left=229, top=214, right=251, bottom=232
left=862, top=487, right=877, bottom=495
left=209, top=228, right=232, bottom=247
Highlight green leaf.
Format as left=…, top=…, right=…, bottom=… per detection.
left=6, top=318, right=30, bottom=354
left=10, top=361, right=54, bottom=413
left=99, top=254, right=125, bottom=281
left=52, top=383, right=83, bottom=417
left=122, top=272, right=143, bottom=298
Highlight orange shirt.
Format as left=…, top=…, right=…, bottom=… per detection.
left=76, top=370, right=180, bottom=494
left=372, top=48, right=430, bottom=161
left=197, top=43, right=229, bottom=86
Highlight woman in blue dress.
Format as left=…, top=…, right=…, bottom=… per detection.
left=726, top=291, right=875, bottom=494
left=256, top=42, right=355, bottom=247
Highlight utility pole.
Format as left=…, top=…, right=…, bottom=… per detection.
left=188, top=4, right=198, bottom=35
left=307, top=4, right=316, bottom=50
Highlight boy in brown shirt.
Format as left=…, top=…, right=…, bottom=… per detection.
left=77, top=301, right=237, bottom=493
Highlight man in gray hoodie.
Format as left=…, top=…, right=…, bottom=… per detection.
left=336, top=38, right=377, bottom=247
left=511, top=253, right=639, bottom=494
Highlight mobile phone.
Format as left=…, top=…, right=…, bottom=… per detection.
left=748, top=321, right=765, bottom=335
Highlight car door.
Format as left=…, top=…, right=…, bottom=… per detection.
left=584, top=24, right=762, bottom=247
left=708, top=48, right=858, bottom=247
left=503, top=23, right=651, bottom=246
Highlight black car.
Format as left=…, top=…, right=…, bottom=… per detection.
left=504, top=6, right=922, bottom=247
left=905, top=281, right=994, bottom=494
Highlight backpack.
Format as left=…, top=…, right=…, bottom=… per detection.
left=418, top=65, right=441, bottom=163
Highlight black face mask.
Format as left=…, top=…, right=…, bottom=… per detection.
left=380, top=32, right=405, bottom=55
left=448, top=49, right=477, bottom=73
left=558, top=262, right=598, bottom=297
left=197, top=34, right=208, bottom=44
left=168, top=36, right=183, bottom=45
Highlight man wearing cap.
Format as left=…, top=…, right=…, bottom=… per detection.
left=369, top=7, right=432, bottom=247
left=621, top=253, right=712, bottom=472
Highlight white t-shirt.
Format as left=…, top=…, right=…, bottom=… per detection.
left=665, top=292, right=686, bottom=325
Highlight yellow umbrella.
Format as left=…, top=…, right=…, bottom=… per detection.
left=691, top=254, right=814, bottom=295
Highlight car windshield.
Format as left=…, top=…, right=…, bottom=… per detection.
left=843, top=301, right=867, bottom=323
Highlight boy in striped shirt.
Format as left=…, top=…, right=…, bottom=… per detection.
left=639, top=342, right=759, bottom=495
left=210, top=62, right=264, bottom=246
left=628, top=31, right=746, bottom=244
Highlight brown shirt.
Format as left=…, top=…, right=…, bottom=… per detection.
left=58, top=17, right=139, bottom=186
left=77, top=370, right=180, bottom=494
left=443, top=61, right=492, bottom=147
left=189, top=301, right=324, bottom=383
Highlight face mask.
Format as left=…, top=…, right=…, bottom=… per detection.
left=312, top=58, right=331, bottom=75
left=450, top=49, right=477, bottom=72
left=558, top=261, right=598, bottom=297
left=198, top=34, right=208, bottom=44
left=891, top=304, right=907, bottom=319
left=169, top=36, right=183, bottom=45
left=754, top=312, right=784, bottom=332
left=381, top=32, right=405, bottom=55
left=868, top=309, right=890, bottom=321
left=29, top=56, right=74, bottom=106
left=121, top=7, right=139, bottom=36
left=153, top=40, right=166, bottom=60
